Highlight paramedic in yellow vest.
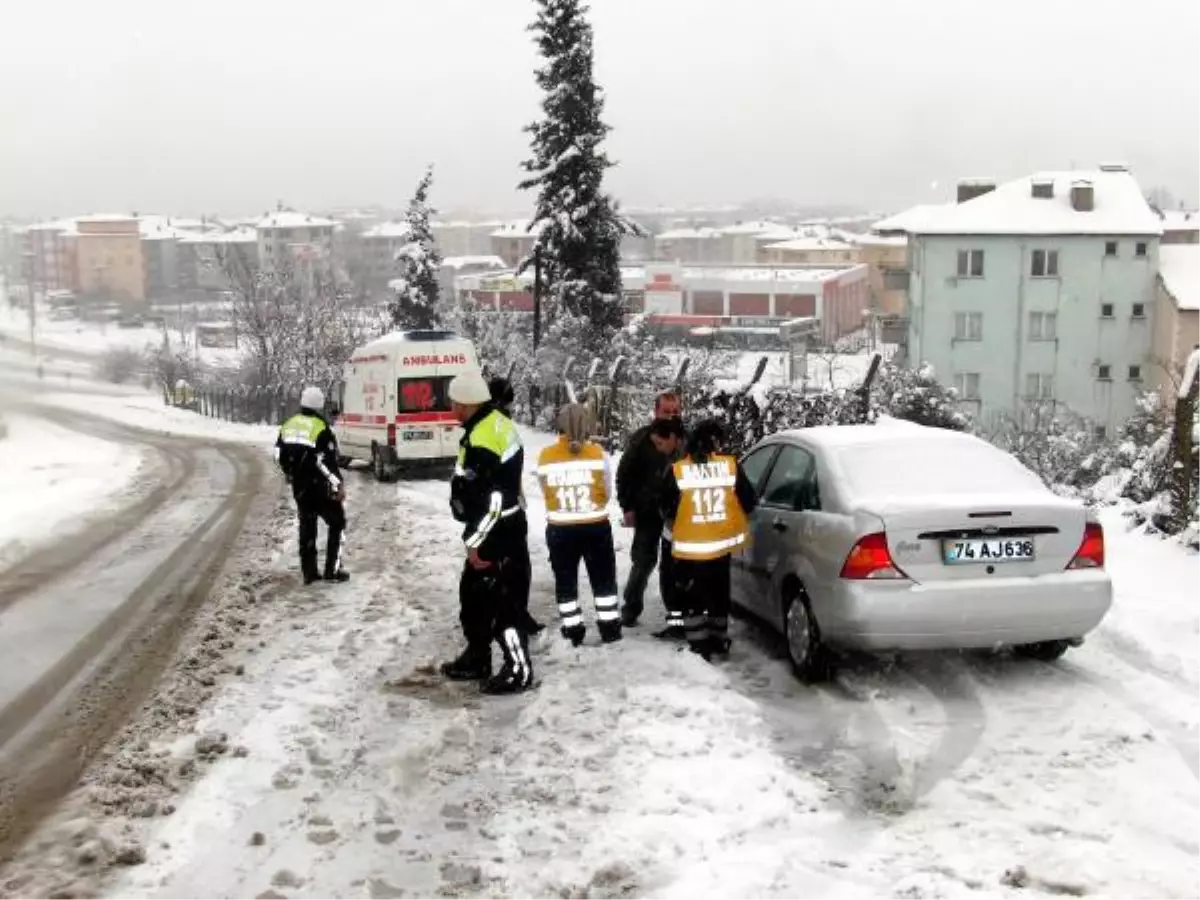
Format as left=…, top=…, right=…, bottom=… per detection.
left=536, top=403, right=621, bottom=646
left=661, top=419, right=758, bottom=660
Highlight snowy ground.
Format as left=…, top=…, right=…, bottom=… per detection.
left=0, top=304, right=241, bottom=368
left=0, top=397, right=1194, bottom=899
left=0, top=411, right=146, bottom=567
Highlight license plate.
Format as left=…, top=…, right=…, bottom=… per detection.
left=401, top=429, right=434, bottom=441
left=942, top=537, right=1035, bottom=564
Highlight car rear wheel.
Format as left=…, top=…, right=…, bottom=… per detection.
left=1014, top=639, right=1071, bottom=661
left=783, top=586, right=829, bottom=683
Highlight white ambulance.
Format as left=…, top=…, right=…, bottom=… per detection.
left=331, top=329, right=482, bottom=481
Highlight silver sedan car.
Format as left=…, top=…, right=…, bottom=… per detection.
left=730, top=423, right=1113, bottom=681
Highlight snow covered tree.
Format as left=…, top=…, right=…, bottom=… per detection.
left=519, top=0, right=638, bottom=355
left=871, top=362, right=972, bottom=431
left=389, top=165, right=443, bottom=331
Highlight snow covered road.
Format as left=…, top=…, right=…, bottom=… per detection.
left=0, top=387, right=273, bottom=869
left=0, top=410, right=1195, bottom=898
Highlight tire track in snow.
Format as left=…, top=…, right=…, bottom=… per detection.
left=0, top=406, right=199, bottom=612
left=0, top=443, right=262, bottom=860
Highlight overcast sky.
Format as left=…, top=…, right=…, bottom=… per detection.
left=1, top=0, right=1197, bottom=220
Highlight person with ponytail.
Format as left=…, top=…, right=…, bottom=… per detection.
left=535, top=403, right=622, bottom=646
left=660, top=418, right=758, bottom=660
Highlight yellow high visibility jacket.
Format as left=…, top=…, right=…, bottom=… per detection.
left=536, top=437, right=611, bottom=526
left=668, top=454, right=750, bottom=560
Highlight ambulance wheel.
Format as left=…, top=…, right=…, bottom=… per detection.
left=372, top=445, right=395, bottom=483
left=337, top=454, right=352, bottom=469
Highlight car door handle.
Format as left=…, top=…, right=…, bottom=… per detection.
left=771, top=518, right=788, bottom=532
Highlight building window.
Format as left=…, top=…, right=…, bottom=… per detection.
left=1094, top=425, right=1107, bottom=439
left=1105, top=241, right=1118, bottom=257
left=953, top=311, right=983, bottom=341
left=1025, top=373, right=1055, bottom=399
left=1097, top=364, right=1112, bottom=381
left=1029, top=311, right=1058, bottom=340
left=1132, top=302, right=1145, bottom=319
left=1128, top=364, right=1142, bottom=381
left=956, top=249, right=985, bottom=278
left=1100, top=303, right=1114, bottom=318
left=954, top=372, right=981, bottom=400
left=1135, top=242, right=1148, bottom=258
left=1030, top=249, right=1060, bottom=277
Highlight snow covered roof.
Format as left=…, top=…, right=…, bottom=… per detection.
left=76, top=213, right=137, bottom=224
left=178, top=227, right=257, bottom=245
left=256, top=211, right=337, bottom=230
left=764, top=236, right=857, bottom=253
left=896, top=169, right=1163, bottom=236
left=26, top=218, right=79, bottom=235
left=1160, top=209, right=1199, bottom=233
left=718, top=220, right=793, bottom=237
left=1159, top=245, right=1199, bottom=312
left=362, top=221, right=412, bottom=240
left=441, top=255, right=507, bottom=270
left=681, top=265, right=854, bottom=283
left=846, top=231, right=909, bottom=248
left=655, top=227, right=722, bottom=241
left=871, top=205, right=949, bottom=234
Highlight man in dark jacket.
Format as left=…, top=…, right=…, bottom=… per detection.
left=275, top=385, right=349, bottom=585
left=617, top=389, right=684, bottom=636
left=443, top=372, right=534, bottom=695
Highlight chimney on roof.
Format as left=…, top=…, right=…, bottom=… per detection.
left=1070, top=180, right=1095, bottom=212
left=1031, top=177, right=1055, bottom=199
left=956, top=178, right=996, bottom=204
left=1099, top=162, right=1130, bottom=173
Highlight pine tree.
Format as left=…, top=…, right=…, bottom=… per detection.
left=520, top=0, right=635, bottom=353
left=389, top=165, right=443, bottom=331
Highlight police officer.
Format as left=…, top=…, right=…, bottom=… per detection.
left=488, top=374, right=545, bottom=638
left=442, top=371, right=534, bottom=695
left=536, top=403, right=621, bottom=646
left=660, top=419, right=757, bottom=660
left=275, top=385, right=349, bottom=585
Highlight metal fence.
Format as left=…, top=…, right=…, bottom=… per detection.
left=167, top=383, right=306, bottom=426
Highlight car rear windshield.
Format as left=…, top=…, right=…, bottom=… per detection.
left=835, top=440, right=1044, bottom=499
left=398, top=376, right=453, bottom=413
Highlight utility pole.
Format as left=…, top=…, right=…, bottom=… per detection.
left=532, top=245, right=542, bottom=352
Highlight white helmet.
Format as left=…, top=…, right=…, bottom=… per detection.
left=448, top=372, right=491, bottom=405
left=300, top=385, right=325, bottom=410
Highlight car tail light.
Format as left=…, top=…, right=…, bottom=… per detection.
left=840, top=533, right=908, bottom=580
left=1067, top=522, right=1105, bottom=570
left=386, top=422, right=396, bottom=448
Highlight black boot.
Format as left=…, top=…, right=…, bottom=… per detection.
left=324, top=570, right=350, bottom=583
left=652, top=625, right=686, bottom=641
left=521, top=612, right=546, bottom=635
left=560, top=624, right=586, bottom=647
left=440, top=646, right=491, bottom=681
left=598, top=621, right=623, bottom=644
left=482, top=629, right=533, bottom=695
left=620, top=604, right=642, bottom=627
left=301, top=556, right=320, bottom=586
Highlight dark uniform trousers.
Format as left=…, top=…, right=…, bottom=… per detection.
left=297, top=492, right=346, bottom=581
left=623, top=516, right=683, bottom=628
left=547, top=520, right=621, bottom=639
left=674, top=555, right=732, bottom=649
left=459, top=513, right=532, bottom=680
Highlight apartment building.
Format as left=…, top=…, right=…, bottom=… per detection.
left=899, top=164, right=1162, bottom=435
left=489, top=220, right=544, bottom=267
left=75, top=215, right=145, bottom=302
left=1153, top=244, right=1198, bottom=400
left=178, top=227, right=258, bottom=292
left=256, top=209, right=336, bottom=270
left=22, top=219, right=78, bottom=293
left=360, top=221, right=412, bottom=291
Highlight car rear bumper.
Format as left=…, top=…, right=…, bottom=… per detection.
left=817, top=570, right=1113, bottom=651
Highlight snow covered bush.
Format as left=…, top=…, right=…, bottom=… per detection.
left=96, top=347, right=144, bottom=385
left=683, top=359, right=968, bottom=456
left=388, top=166, right=443, bottom=330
